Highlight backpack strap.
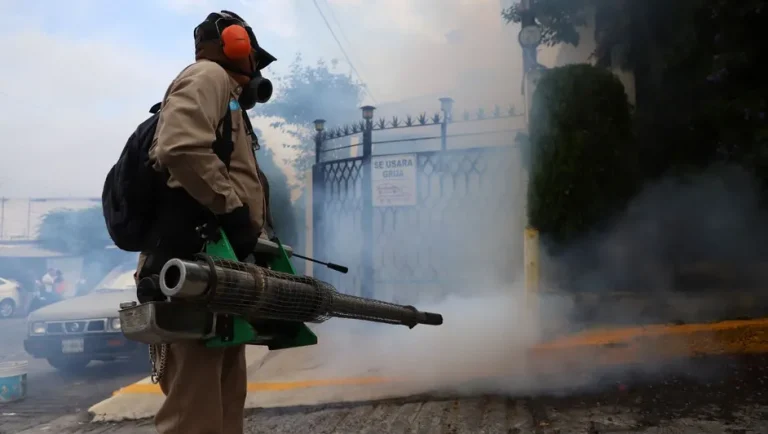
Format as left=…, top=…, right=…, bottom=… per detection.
left=241, top=111, right=260, bottom=150
left=212, top=108, right=234, bottom=170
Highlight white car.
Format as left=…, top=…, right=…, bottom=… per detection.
left=0, top=277, right=22, bottom=319
left=24, top=261, right=145, bottom=372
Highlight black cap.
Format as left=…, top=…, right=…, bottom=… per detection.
left=195, top=10, right=277, bottom=71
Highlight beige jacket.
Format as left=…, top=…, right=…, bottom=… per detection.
left=137, top=60, right=267, bottom=274
left=151, top=59, right=267, bottom=225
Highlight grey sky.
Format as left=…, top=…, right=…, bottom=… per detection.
left=0, top=0, right=524, bottom=198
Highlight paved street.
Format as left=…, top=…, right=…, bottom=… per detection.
left=17, top=353, right=768, bottom=433
left=0, top=318, right=149, bottom=433
left=7, top=315, right=768, bottom=433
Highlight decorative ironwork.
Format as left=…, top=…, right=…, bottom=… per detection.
left=320, top=103, right=524, bottom=140
left=314, top=158, right=365, bottom=293
left=312, top=99, right=525, bottom=298
left=373, top=147, right=519, bottom=287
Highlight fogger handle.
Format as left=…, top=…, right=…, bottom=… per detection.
left=326, top=263, right=349, bottom=274
left=292, top=253, right=349, bottom=274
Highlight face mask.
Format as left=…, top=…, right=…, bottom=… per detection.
left=238, top=75, right=273, bottom=110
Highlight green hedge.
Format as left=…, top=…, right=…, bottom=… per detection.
left=527, top=64, right=638, bottom=245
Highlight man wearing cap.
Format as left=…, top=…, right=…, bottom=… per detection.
left=137, top=10, right=277, bottom=434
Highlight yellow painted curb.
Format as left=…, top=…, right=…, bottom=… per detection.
left=114, top=376, right=394, bottom=396
left=527, top=318, right=768, bottom=375
left=534, top=318, right=768, bottom=350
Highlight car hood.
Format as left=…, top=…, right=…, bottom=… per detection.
left=28, top=291, right=137, bottom=322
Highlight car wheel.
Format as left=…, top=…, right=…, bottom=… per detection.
left=0, top=299, right=15, bottom=319
left=47, top=356, right=91, bottom=373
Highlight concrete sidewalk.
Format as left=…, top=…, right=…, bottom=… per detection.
left=90, top=325, right=426, bottom=421
left=89, top=318, right=768, bottom=422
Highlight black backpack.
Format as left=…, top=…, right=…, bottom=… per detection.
left=102, top=102, right=233, bottom=252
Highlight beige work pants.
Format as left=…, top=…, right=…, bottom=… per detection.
left=154, top=341, right=247, bottom=434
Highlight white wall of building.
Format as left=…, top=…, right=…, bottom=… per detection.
left=0, top=197, right=100, bottom=240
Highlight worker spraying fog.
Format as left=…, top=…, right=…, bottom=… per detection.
left=102, top=10, right=443, bottom=434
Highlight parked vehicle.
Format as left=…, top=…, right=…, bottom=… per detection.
left=0, top=277, right=22, bottom=319
left=23, top=260, right=144, bottom=373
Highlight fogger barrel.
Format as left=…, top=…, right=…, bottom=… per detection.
left=159, top=258, right=443, bottom=328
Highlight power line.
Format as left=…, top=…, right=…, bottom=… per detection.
left=321, top=0, right=371, bottom=89
left=311, top=0, right=377, bottom=104
left=321, top=0, right=355, bottom=52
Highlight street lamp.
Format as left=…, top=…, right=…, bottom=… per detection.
left=313, top=119, right=326, bottom=164
left=439, top=97, right=454, bottom=122
left=360, top=105, right=376, bottom=121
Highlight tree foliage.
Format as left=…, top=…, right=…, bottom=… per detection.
left=252, top=54, right=365, bottom=178
left=527, top=64, right=637, bottom=244
left=501, top=0, right=588, bottom=47
left=38, top=206, right=112, bottom=255
left=503, top=0, right=768, bottom=184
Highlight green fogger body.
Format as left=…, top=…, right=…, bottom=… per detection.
left=118, top=230, right=443, bottom=350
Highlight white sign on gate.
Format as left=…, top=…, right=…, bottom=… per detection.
left=371, top=153, right=417, bottom=207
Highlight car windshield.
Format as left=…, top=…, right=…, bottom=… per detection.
left=92, top=266, right=136, bottom=293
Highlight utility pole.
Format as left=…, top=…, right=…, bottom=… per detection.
left=517, top=0, right=543, bottom=219
left=518, top=0, right=542, bottom=128
left=517, top=0, right=543, bottom=312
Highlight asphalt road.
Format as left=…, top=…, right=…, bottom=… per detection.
left=0, top=318, right=149, bottom=433
left=15, top=353, right=768, bottom=433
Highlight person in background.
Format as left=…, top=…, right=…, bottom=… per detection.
left=40, top=268, right=56, bottom=293
left=54, top=270, right=67, bottom=296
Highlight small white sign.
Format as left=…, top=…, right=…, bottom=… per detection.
left=372, top=154, right=418, bottom=207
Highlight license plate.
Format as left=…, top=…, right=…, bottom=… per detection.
left=62, top=338, right=84, bottom=354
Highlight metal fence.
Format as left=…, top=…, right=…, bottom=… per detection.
left=312, top=99, right=526, bottom=300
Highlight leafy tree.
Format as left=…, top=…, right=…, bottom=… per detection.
left=504, top=0, right=768, bottom=185
left=501, top=0, right=589, bottom=47
left=527, top=64, right=637, bottom=245
left=37, top=206, right=112, bottom=254
left=252, top=54, right=365, bottom=179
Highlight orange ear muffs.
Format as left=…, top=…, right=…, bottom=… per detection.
left=221, top=25, right=252, bottom=60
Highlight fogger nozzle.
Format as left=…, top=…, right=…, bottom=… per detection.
left=160, top=258, right=212, bottom=298
left=159, top=257, right=443, bottom=328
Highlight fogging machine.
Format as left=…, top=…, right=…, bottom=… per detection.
left=118, top=229, right=443, bottom=349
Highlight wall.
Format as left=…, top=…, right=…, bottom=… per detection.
left=0, top=197, right=100, bottom=240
